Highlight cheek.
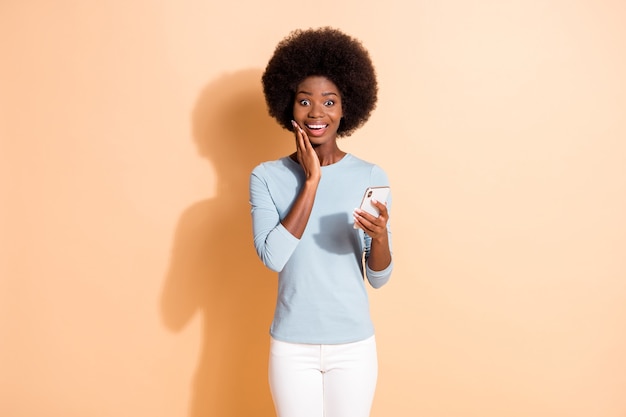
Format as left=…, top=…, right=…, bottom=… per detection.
left=335, top=104, right=344, bottom=118
left=292, top=104, right=304, bottom=117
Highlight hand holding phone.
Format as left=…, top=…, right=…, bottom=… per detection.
left=354, top=186, right=390, bottom=229
left=359, top=186, right=390, bottom=217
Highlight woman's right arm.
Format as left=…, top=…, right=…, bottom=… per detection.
left=249, top=123, right=320, bottom=272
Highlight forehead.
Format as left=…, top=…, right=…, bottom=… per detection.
left=296, top=76, right=340, bottom=95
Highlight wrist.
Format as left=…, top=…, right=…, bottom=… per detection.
left=304, top=176, right=321, bottom=187
left=371, top=234, right=389, bottom=246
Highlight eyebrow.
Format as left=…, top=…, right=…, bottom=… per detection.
left=296, top=90, right=339, bottom=97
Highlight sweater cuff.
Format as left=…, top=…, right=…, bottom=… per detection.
left=366, top=259, right=393, bottom=288
left=274, top=222, right=301, bottom=246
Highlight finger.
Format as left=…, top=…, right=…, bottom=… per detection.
left=353, top=212, right=371, bottom=231
left=292, top=121, right=307, bottom=161
left=353, top=208, right=385, bottom=231
left=292, top=120, right=304, bottom=144
left=296, top=124, right=314, bottom=152
left=371, top=199, right=389, bottom=219
left=354, top=216, right=384, bottom=237
left=354, top=207, right=385, bottom=225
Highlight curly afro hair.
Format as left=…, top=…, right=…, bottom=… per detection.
left=262, top=27, right=378, bottom=137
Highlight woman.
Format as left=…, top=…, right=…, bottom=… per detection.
left=249, top=27, right=393, bottom=417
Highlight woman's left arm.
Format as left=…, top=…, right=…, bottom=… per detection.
left=353, top=199, right=393, bottom=274
left=354, top=200, right=393, bottom=288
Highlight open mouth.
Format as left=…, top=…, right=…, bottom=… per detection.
left=305, top=124, right=329, bottom=130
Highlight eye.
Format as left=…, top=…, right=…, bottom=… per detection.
left=324, top=100, right=335, bottom=106
left=299, top=99, right=310, bottom=106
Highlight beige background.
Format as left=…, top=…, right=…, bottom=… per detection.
left=1, top=1, right=625, bottom=416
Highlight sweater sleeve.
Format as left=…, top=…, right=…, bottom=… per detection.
left=249, top=166, right=300, bottom=272
left=366, top=260, right=394, bottom=288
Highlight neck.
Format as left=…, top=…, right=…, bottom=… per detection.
left=289, top=140, right=346, bottom=166
left=315, top=142, right=346, bottom=166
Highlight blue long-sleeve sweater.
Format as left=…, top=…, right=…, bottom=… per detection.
left=249, top=153, right=393, bottom=344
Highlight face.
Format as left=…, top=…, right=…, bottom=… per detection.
left=292, top=76, right=343, bottom=144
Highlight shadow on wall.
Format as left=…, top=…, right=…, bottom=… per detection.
left=160, top=69, right=292, bottom=417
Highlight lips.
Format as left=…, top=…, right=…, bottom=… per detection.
left=305, top=124, right=329, bottom=130
left=304, top=123, right=329, bottom=137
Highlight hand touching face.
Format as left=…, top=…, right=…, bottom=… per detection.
left=291, top=119, right=321, bottom=182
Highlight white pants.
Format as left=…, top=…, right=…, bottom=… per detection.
left=268, top=335, right=378, bottom=417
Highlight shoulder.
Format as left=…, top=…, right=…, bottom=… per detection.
left=251, top=156, right=295, bottom=178
left=344, top=154, right=390, bottom=185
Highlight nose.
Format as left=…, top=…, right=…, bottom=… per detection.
left=308, top=102, right=324, bottom=118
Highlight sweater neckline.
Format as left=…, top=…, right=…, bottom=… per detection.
left=285, top=153, right=351, bottom=170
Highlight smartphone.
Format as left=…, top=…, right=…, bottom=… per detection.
left=358, top=186, right=390, bottom=217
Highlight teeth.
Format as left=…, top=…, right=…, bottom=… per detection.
left=306, top=124, right=327, bottom=129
